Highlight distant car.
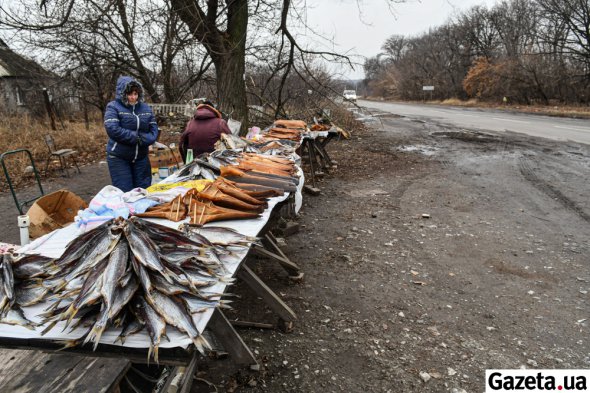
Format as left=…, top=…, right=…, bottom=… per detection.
left=343, top=90, right=357, bottom=102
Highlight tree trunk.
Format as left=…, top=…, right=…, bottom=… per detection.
left=170, top=0, right=249, bottom=134
left=213, top=52, right=248, bottom=134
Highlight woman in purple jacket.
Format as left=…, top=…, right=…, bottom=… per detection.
left=179, top=103, right=230, bottom=162
left=104, top=76, right=159, bottom=192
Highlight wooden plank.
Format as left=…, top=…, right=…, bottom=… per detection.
left=230, top=320, right=274, bottom=330
left=251, top=245, right=301, bottom=275
left=179, top=351, right=199, bottom=393
left=208, top=309, right=258, bottom=368
left=0, top=349, right=129, bottom=393
left=0, top=337, right=192, bottom=366
left=237, top=265, right=297, bottom=323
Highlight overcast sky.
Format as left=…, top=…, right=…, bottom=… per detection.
left=300, top=0, right=499, bottom=80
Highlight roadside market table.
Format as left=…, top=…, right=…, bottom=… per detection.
left=0, top=173, right=304, bottom=392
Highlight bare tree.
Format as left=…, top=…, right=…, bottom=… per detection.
left=0, top=0, right=212, bottom=106
left=455, top=5, right=500, bottom=59
left=366, top=0, right=590, bottom=104
left=537, top=0, right=590, bottom=73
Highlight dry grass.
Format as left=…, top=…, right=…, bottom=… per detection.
left=0, top=105, right=365, bottom=192
left=325, top=104, right=366, bottom=134
left=0, top=116, right=106, bottom=191
left=436, top=98, right=590, bottom=119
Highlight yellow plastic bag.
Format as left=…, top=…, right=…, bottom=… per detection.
left=147, top=179, right=212, bottom=193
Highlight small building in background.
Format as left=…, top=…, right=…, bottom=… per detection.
left=0, top=39, right=78, bottom=118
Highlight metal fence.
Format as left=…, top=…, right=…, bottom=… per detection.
left=149, top=103, right=193, bottom=117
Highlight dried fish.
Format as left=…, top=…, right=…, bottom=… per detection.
left=183, top=225, right=258, bottom=247
left=39, top=217, right=233, bottom=362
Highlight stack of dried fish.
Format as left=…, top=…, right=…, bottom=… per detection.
left=220, top=166, right=298, bottom=193
left=138, top=171, right=284, bottom=225
left=183, top=188, right=262, bottom=226
left=235, top=155, right=296, bottom=178
left=181, top=225, right=258, bottom=247
left=167, top=159, right=219, bottom=184
left=198, top=183, right=267, bottom=213
left=274, top=119, right=307, bottom=129
left=215, top=177, right=283, bottom=200
left=247, top=139, right=298, bottom=156
left=135, top=195, right=187, bottom=221
left=40, top=217, right=233, bottom=361
left=265, top=127, right=302, bottom=141
left=259, top=119, right=307, bottom=142
left=0, top=253, right=53, bottom=329
left=214, top=133, right=249, bottom=150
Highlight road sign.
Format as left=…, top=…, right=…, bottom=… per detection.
left=422, top=86, right=434, bottom=91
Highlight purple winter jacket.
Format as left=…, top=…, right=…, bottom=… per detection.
left=179, top=104, right=230, bottom=161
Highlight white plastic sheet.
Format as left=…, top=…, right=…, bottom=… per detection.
left=1, top=170, right=304, bottom=350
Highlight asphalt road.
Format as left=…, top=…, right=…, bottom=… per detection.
left=359, top=100, right=590, bottom=145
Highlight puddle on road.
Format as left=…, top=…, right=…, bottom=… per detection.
left=346, top=188, right=390, bottom=197
left=397, top=145, right=439, bottom=156
left=355, top=115, right=379, bottom=123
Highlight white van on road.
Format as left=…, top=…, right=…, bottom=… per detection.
left=343, top=90, right=357, bottom=102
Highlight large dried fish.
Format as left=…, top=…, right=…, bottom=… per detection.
left=182, top=225, right=258, bottom=247
left=39, top=217, right=231, bottom=361
left=146, top=290, right=209, bottom=353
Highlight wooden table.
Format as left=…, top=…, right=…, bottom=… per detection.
left=0, top=348, right=129, bottom=393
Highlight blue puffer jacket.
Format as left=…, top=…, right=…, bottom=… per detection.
left=104, top=76, right=159, bottom=161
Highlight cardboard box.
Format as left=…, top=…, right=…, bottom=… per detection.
left=149, top=147, right=182, bottom=170
left=149, top=145, right=182, bottom=182
left=26, top=190, right=88, bottom=239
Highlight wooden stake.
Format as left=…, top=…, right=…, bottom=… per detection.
left=198, top=203, right=206, bottom=225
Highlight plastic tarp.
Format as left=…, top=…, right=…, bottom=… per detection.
left=0, top=168, right=304, bottom=350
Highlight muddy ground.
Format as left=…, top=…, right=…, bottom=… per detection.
left=212, top=111, right=590, bottom=392
left=1, top=110, right=589, bottom=392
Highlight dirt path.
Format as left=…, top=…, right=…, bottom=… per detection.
left=213, top=114, right=590, bottom=392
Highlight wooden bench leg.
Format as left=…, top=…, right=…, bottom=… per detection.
left=43, top=156, right=51, bottom=176
left=71, top=155, right=81, bottom=173
left=59, top=156, right=69, bottom=177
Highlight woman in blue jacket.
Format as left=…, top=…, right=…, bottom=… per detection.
left=104, top=76, right=159, bottom=192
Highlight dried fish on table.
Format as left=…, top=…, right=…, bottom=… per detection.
left=186, top=199, right=261, bottom=226
left=213, top=179, right=270, bottom=207
left=171, top=159, right=219, bottom=183
left=181, top=224, right=259, bottom=247
left=247, top=139, right=298, bottom=156
left=135, top=195, right=187, bottom=221
left=240, top=152, right=295, bottom=166
left=214, top=133, right=249, bottom=150
left=216, top=177, right=284, bottom=199
left=197, top=183, right=266, bottom=213
left=273, top=119, right=307, bottom=129
left=220, top=166, right=298, bottom=192
left=0, top=252, right=53, bottom=328
left=40, top=216, right=231, bottom=361
left=236, top=160, right=294, bottom=177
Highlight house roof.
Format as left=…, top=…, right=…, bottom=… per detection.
left=0, top=38, right=53, bottom=78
